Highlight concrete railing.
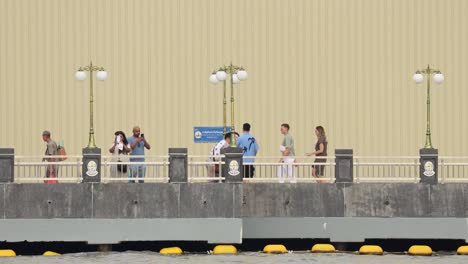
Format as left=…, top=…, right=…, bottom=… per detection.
left=439, top=156, right=468, bottom=183
left=354, top=156, right=420, bottom=183
left=188, top=155, right=224, bottom=182
left=3, top=147, right=468, bottom=184
left=14, top=155, right=83, bottom=183
left=242, top=156, right=336, bottom=183
left=101, top=155, right=170, bottom=183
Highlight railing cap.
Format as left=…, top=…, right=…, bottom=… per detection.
left=0, top=148, right=14, bottom=155
left=335, top=149, right=353, bottom=155
left=221, top=147, right=243, bottom=154
left=169, top=153, right=187, bottom=157
left=82, top=148, right=101, bottom=154
left=168, top=148, right=187, bottom=154
left=420, top=148, right=438, bottom=155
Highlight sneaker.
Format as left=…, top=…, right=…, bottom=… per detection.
left=290, top=179, right=297, bottom=184
left=279, top=179, right=285, bottom=183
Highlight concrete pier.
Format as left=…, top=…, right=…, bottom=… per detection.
left=0, top=183, right=467, bottom=244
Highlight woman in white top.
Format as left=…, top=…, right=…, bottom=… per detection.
left=109, top=131, right=131, bottom=179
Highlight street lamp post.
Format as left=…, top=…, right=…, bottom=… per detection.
left=209, top=72, right=228, bottom=135
left=413, top=65, right=444, bottom=149
left=209, top=63, right=248, bottom=147
left=75, top=61, right=108, bottom=148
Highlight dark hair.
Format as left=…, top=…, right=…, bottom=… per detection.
left=224, top=132, right=240, bottom=140
left=281, top=123, right=290, bottom=130
left=114, top=131, right=128, bottom=145
left=316, top=126, right=326, bottom=141
left=243, top=123, right=251, bottom=131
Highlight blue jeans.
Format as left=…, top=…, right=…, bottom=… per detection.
left=129, top=164, right=145, bottom=183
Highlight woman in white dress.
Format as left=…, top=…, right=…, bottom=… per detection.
left=109, top=131, right=131, bottom=179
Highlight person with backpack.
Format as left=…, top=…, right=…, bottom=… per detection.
left=42, top=130, right=58, bottom=184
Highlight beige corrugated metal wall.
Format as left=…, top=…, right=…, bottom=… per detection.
left=1, top=0, right=467, bottom=157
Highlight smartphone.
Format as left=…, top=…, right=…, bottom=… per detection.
left=140, top=133, right=144, bottom=138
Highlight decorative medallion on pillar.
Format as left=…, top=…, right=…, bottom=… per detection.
left=420, top=148, right=438, bottom=185
left=82, top=148, right=101, bottom=183
left=222, top=147, right=243, bottom=183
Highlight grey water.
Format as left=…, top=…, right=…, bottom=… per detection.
left=1, top=252, right=467, bottom=264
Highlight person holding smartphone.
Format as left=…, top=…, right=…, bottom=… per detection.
left=109, top=131, right=131, bottom=179
left=127, top=126, right=151, bottom=183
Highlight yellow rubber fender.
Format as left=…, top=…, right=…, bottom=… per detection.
left=0, top=249, right=16, bottom=257
left=213, top=245, right=238, bottom=255
left=263, top=244, right=288, bottom=254
left=358, top=245, right=383, bottom=255
left=43, top=251, right=61, bottom=256
left=408, top=245, right=432, bottom=256
left=311, top=244, right=336, bottom=253
left=457, top=245, right=468, bottom=255
left=159, top=247, right=183, bottom=255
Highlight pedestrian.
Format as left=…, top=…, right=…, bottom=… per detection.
left=42, top=130, right=58, bottom=184
left=109, top=131, right=131, bottom=179
left=306, top=126, right=328, bottom=181
left=236, top=123, right=259, bottom=178
left=277, top=123, right=295, bottom=183
left=207, top=132, right=233, bottom=177
left=127, top=126, right=151, bottom=183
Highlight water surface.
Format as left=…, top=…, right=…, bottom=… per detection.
left=2, top=252, right=467, bottom=264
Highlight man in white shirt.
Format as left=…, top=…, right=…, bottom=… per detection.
left=207, top=132, right=237, bottom=177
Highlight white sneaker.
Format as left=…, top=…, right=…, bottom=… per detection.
left=279, top=179, right=285, bottom=183
left=290, top=179, right=297, bottom=184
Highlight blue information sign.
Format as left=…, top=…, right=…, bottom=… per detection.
left=194, top=126, right=231, bottom=143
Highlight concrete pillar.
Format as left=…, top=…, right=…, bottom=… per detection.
left=169, top=148, right=188, bottom=183
left=82, top=148, right=101, bottom=183
left=0, top=148, right=14, bottom=183
left=221, top=147, right=243, bottom=183
left=335, top=149, right=353, bottom=183
left=420, top=148, right=438, bottom=185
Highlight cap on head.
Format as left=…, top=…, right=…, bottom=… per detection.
left=42, top=130, right=51, bottom=137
